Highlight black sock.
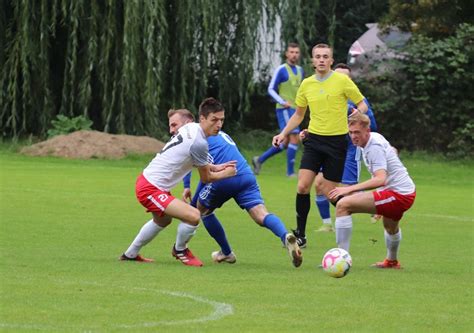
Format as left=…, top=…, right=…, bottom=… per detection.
left=296, top=193, right=310, bottom=237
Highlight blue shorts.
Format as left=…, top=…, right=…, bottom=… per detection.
left=341, top=141, right=361, bottom=185
left=276, top=108, right=300, bottom=134
left=191, top=173, right=264, bottom=211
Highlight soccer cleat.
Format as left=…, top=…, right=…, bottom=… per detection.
left=287, top=173, right=297, bottom=178
left=316, top=224, right=334, bottom=232
left=372, top=258, right=401, bottom=269
left=211, top=250, right=237, bottom=264
left=172, top=246, right=203, bottom=267
left=285, top=233, right=303, bottom=268
left=252, top=156, right=262, bottom=175
left=119, top=253, right=154, bottom=263
left=291, top=229, right=307, bottom=248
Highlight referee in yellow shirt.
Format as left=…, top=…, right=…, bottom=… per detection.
left=272, top=44, right=368, bottom=248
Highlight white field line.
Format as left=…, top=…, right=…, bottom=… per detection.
left=0, top=282, right=233, bottom=331
left=117, top=288, right=234, bottom=328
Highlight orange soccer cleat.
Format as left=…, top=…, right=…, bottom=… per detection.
left=372, top=258, right=401, bottom=269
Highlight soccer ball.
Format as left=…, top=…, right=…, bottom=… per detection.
left=321, top=248, right=352, bottom=278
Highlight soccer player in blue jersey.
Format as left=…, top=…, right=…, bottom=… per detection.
left=252, top=43, right=304, bottom=177
left=313, top=63, right=379, bottom=234
left=174, top=108, right=303, bottom=268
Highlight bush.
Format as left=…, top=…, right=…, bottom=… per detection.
left=47, top=115, right=93, bottom=138
left=357, top=23, right=474, bottom=158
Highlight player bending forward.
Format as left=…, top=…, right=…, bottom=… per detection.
left=328, top=113, right=416, bottom=269
left=175, top=110, right=302, bottom=268
left=119, top=98, right=237, bottom=266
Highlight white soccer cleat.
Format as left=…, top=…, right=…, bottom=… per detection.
left=316, top=224, right=334, bottom=232
left=211, top=250, right=237, bottom=264
left=285, top=233, right=303, bottom=268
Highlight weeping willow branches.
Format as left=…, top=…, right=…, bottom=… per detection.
left=2, top=0, right=294, bottom=138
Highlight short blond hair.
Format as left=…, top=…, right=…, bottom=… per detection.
left=312, top=43, right=332, bottom=56
left=167, top=108, right=195, bottom=121
left=348, top=112, right=371, bottom=128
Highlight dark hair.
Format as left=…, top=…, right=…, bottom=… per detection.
left=334, top=63, right=351, bottom=72
left=287, top=42, right=299, bottom=49
left=168, top=108, right=195, bottom=121
left=199, top=97, right=224, bottom=117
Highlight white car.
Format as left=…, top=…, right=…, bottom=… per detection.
left=348, top=23, right=411, bottom=77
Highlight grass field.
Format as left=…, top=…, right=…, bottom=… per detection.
left=1, top=146, right=473, bottom=332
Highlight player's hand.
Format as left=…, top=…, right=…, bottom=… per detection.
left=212, top=161, right=237, bottom=172
left=299, top=129, right=308, bottom=142
left=328, top=187, right=352, bottom=200
left=283, top=101, right=291, bottom=108
left=272, top=133, right=285, bottom=147
left=182, top=188, right=192, bottom=202
left=223, top=164, right=237, bottom=177
left=348, top=108, right=359, bottom=117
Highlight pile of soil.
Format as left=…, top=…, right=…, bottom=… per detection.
left=20, top=130, right=164, bottom=159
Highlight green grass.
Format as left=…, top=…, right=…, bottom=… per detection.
left=0, top=147, right=473, bottom=332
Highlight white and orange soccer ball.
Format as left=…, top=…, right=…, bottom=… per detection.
left=322, top=248, right=352, bottom=278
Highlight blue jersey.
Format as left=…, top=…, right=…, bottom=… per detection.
left=207, top=131, right=253, bottom=176
left=183, top=131, right=253, bottom=188
left=343, top=98, right=377, bottom=184
left=348, top=98, right=377, bottom=132
left=187, top=131, right=263, bottom=210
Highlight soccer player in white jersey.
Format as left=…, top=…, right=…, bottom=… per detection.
left=119, top=98, right=237, bottom=267
left=328, top=112, right=416, bottom=269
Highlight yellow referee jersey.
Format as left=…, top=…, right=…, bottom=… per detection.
left=295, top=71, right=364, bottom=135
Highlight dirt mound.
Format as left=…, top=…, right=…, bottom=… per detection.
left=20, top=130, right=164, bottom=159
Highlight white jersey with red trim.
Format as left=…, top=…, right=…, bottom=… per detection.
left=362, top=132, right=415, bottom=194
left=143, top=122, right=208, bottom=191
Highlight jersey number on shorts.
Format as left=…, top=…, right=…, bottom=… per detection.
left=161, top=134, right=183, bottom=154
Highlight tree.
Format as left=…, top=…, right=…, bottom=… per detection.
left=380, top=0, right=474, bottom=37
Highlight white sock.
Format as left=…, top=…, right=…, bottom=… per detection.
left=175, top=222, right=198, bottom=251
left=335, top=215, right=353, bottom=251
left=385, top=229, right=402, bottom=260
left=322, top=218, right=332, bottom=225
left=125, top=220, right=163, bottom=258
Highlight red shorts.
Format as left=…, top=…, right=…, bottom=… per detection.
left=135, top=174, right=175, bottom=216
left=373, top=189, right=416, bottom=221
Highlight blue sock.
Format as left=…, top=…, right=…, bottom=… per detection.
left=286, top=143, right=298, bottom=175
left=202, top=213, right=232, bottom=255
left=316, top=195, right=331, bottom=220
left=259, top=145, right=283, bottom=164
left=263, top=214, right=288, bottom=244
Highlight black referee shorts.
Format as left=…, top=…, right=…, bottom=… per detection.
left=299, top=132, right=348, bottom=182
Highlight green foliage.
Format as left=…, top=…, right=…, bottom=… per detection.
left=0, top=0, right=283, bottom=139
left=47, top=114, right=92, bottom=138
left=1, top=0, right=392, bottom=140
left=380, top=0, right=474, bottom=37
left=358, top=23, right=474, bottom=156
left=280, top=0, right=389, bottom=62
